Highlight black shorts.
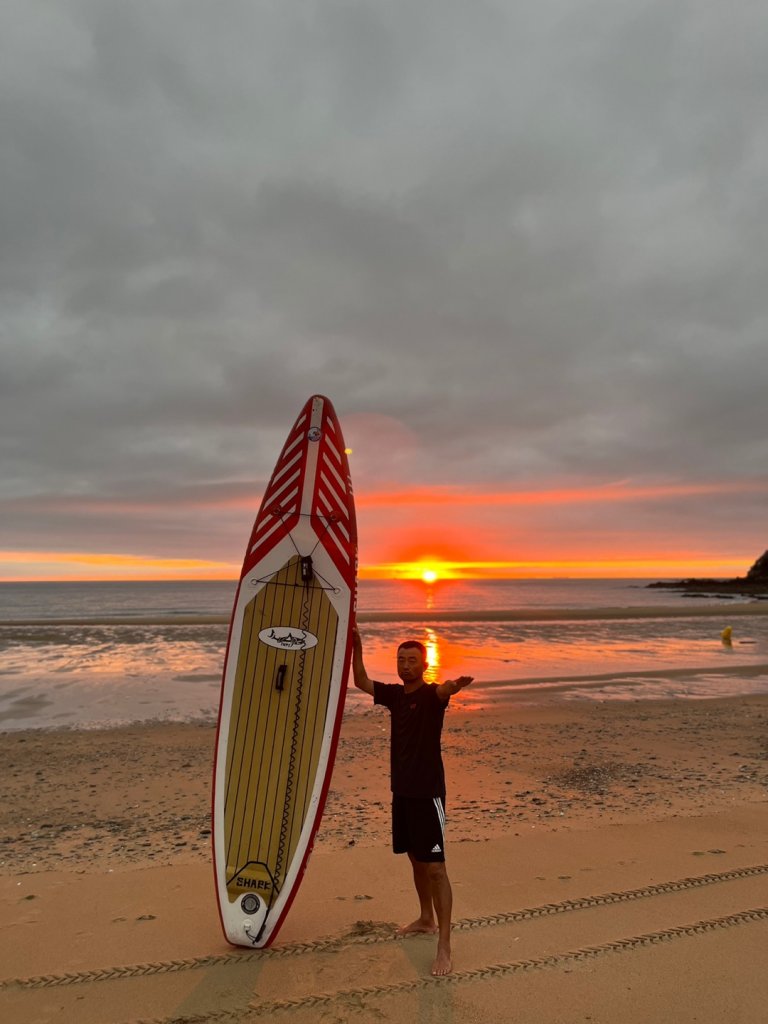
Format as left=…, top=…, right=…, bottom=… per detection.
left=392, top=795, right=447, bottom=862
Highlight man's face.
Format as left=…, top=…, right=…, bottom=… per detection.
left=397, top=646, right=427, bottom=684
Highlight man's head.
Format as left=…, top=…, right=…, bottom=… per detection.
left=397, top=640, right=428, bottom=684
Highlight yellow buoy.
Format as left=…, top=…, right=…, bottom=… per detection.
left=721, top=626, right=733, bottom=645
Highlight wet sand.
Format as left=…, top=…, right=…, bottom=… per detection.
left=1, top=691, right=767, bottom=1022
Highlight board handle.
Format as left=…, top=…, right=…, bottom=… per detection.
left=275, top=664, right=287, bottom=691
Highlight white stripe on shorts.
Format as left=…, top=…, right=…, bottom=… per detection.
left=433, top=797, right=446, bottom=840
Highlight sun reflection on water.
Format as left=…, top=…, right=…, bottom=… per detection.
left=423, top=628, right=441, bottom=684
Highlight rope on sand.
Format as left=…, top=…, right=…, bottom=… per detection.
left=130, top=907, right=768, bottom=1023
left=3, top=863, right=767, bottom=995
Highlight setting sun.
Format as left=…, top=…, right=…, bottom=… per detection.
left=421, top=568, right=439, bottom=584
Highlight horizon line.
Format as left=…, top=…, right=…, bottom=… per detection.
left=0, top=570, right=747, bottom=585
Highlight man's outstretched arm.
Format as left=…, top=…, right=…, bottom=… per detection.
left=351, top=626, right=375, bottom=696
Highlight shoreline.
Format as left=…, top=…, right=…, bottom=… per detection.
left=2, top=662, right=768, bottom=734
left=5, top=598, right=768, bottom=731
left=472, top=660, right=768, bottom=693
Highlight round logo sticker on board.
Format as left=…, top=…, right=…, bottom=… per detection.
left=308, top=427, right=322, bottom=442
left=259, top=627, right=319, bottom=651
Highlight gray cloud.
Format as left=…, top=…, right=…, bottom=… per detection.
left=2, top=0, right=767, bottom=565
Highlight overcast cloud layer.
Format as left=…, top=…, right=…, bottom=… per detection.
left=2, top=0, right=767, bottom=573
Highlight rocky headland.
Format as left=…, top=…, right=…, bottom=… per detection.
left=648, top=550, right=768, bottom=598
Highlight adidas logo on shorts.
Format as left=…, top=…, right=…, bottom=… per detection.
left=431, top=844, right=442, bottom=853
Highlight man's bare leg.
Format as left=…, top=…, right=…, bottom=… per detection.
left=427, top=861, right=453, bottom=976
left=397, top=856, right=453, bottom=975
left=397, top=853, right=438, bottom=935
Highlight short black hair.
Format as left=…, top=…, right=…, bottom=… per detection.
left=397, top=640, right=427, bottom=659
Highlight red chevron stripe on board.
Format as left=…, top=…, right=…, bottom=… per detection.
left=312, top=413, right=356, bottom=586
left=243, top=411, right=309, bottom=574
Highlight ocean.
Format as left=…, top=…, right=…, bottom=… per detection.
left=1, top=579, right=768, bottom=730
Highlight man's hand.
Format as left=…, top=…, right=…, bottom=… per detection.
left=446, top=675, right=474, bottom=693
left=436, top=675, right=474, bottom=700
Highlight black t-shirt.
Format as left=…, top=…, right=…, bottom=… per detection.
left=373, top=681, right=449, bottom=798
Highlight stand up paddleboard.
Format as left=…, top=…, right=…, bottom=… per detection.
left=212, top=395, right=357, bottom=948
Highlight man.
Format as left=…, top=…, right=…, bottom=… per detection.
left=352, top=627, right=473, bottom=976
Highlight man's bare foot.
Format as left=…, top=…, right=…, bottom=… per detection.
left=396, top=918, right=438, bottom=936
left=431, top=944, right=452, bottom=976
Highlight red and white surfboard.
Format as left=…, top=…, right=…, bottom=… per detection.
left=212, top=395, right=357, bottom=947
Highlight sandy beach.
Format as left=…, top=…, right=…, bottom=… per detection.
left=2, top=689, right=767, bottom=1023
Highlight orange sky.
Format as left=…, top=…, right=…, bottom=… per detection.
left=2, top=477, right=764, bottom=582
left=0, top=550, right=751, bottom=583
